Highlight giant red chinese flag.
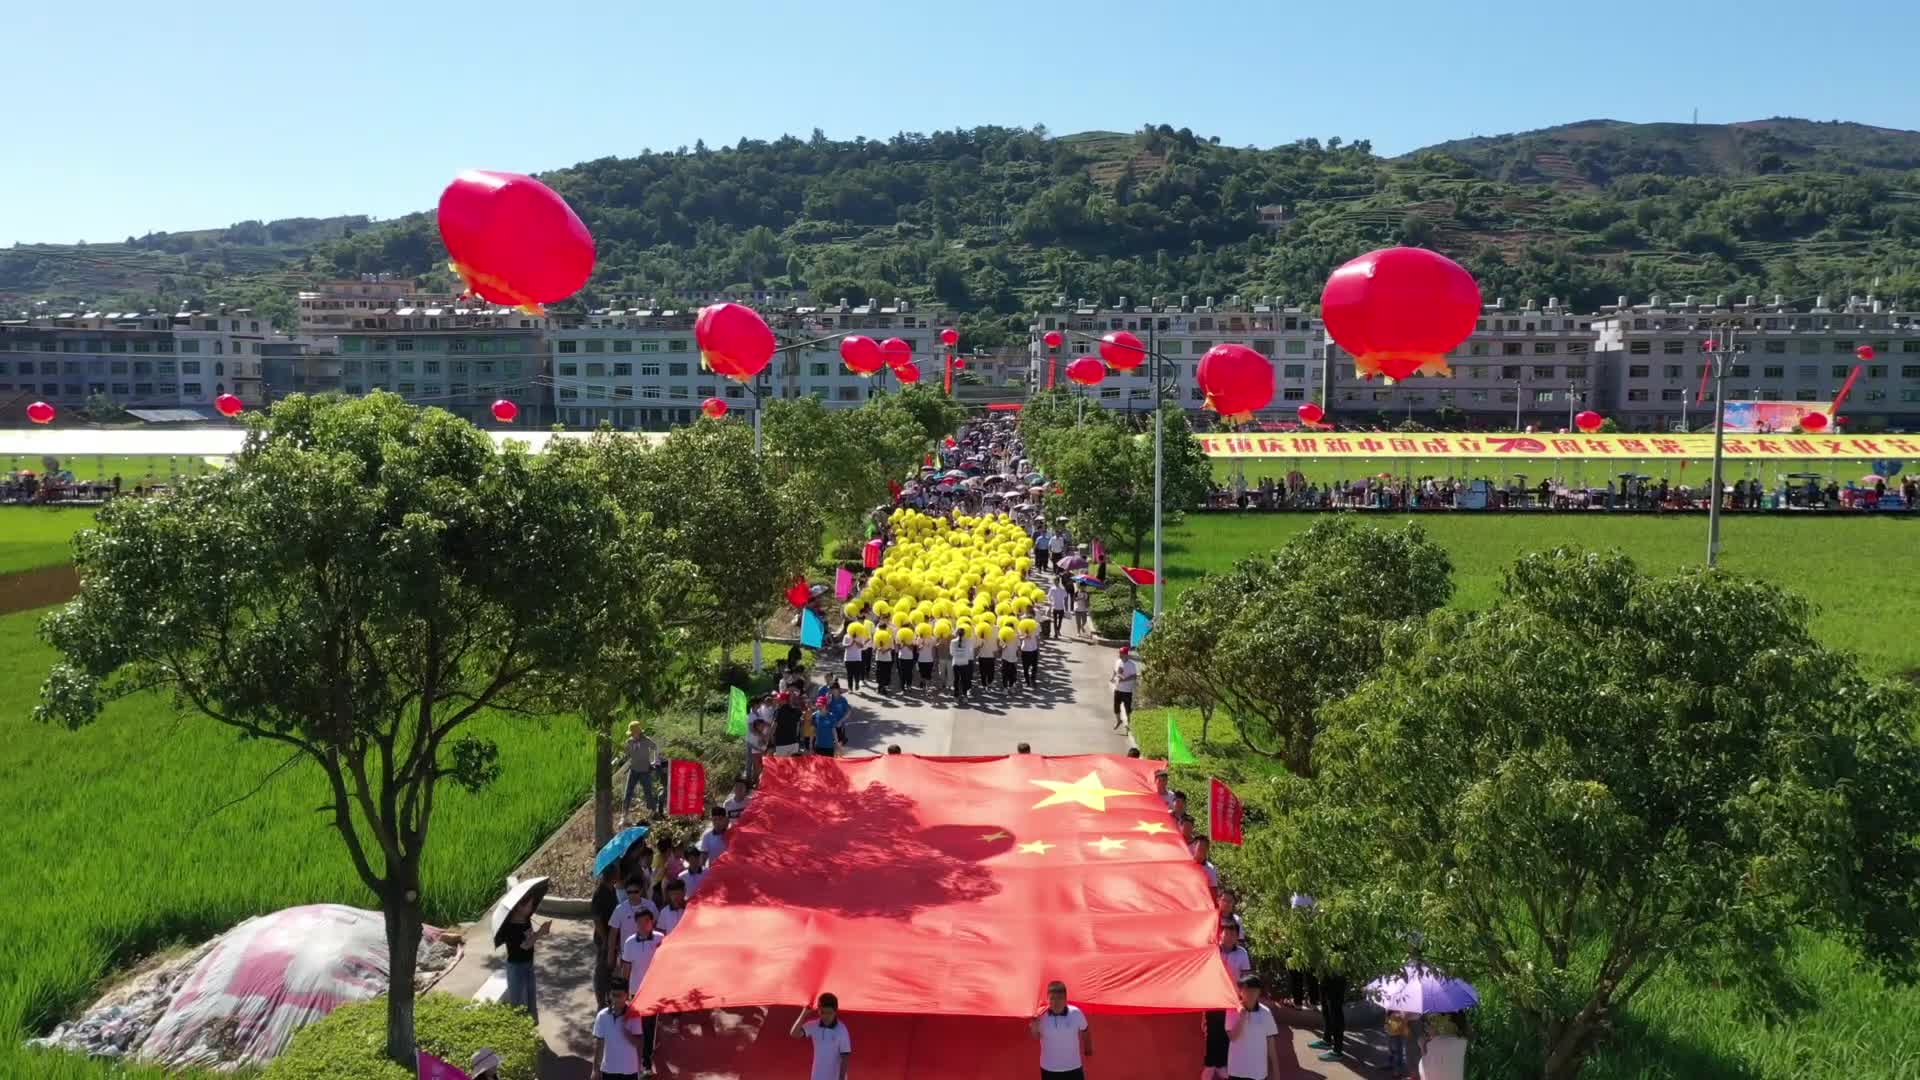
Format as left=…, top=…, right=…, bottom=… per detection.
left=634, top=754, right=1235, bottom=1017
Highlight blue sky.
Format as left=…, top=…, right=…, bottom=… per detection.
left=5, top=0, right=1914, bottom=246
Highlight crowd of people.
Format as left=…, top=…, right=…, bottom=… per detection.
left=1209, top=469, right=1918, bottom=513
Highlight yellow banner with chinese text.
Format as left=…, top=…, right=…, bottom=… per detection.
left=1197, top=433, right=1920, bottom=460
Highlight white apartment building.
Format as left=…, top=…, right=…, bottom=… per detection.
left=1593, top=293, right=1920, bottom=431
left=1028, top=296, right=1324, bottom=414
left=0, top=309, right=277, bottom=413
left=549, top=298, right=954, bottom=429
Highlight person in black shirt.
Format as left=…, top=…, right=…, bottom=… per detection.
left=589, top=865, right=620, bottom=1009
left=773, top=692, right=803, bottom=756
left=494, top=893, right=550, bottom=1022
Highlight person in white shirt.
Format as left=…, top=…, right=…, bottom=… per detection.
left=1220, top=921, right=1252, bottom=979
left=722, top=776, right=750, bottom=821
left=1046, top=582, right=1070, bottom=638
left=591, top=985, right=649, bottom=1080
left=678, top=846, right=709, bottom=897
left=1110, top=646, right=1140, bottom=731
left=975, top=629, right=1001, bottom=693
left=1154, top=769, right=1175, bottom=811
left=1030, top=980, right=1092, bottom=1079
left=698, top=805, right=730, bottom=862
left=1193, top=836, right=1222, bottom=893
left=1017, top=624, right=1040, bottom=687
left=617, top=911, right=663, bottom=1074
left=1225, top=974, right=1286, bottom=1080
left=789, top=992, right=851, bottom=1080
left=915, top=633, right=938, bottom=692
left=870, top=639, right=893, bottom=696
left=840, top=627, right=867, bottom=692
left=605, top=880, right=657, bottom=971
left=654, top=879, right=687, bottom=933
left=949, top=628, right=975, bottom=704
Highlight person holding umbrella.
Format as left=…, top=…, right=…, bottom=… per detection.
left=492, top=879, right=552, bottom=1022
left=1367, top=962, right=1478, bottom=1080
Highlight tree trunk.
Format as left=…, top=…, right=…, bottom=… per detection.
left=1542, top=1003, right=1608, bottom=1080
left=592, top=707, right=615, bottom=848
left=382, top=890, right=424, bottom=1068
left=1199, top=701, right=1213, bottom=743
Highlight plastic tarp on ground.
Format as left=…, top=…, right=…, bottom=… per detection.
left=33, top=904, right=455, bottom=1071
left=634, top=753, right=1238, bottom=1020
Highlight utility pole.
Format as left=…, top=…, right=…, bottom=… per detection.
left=1513, top=381, right=1522, bottom=430
left=1704, top=328, right=1739, bottom=568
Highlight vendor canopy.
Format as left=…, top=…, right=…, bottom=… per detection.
left=1198, top=432, right=1920, bottom=460
left=633, top=754, right=1235, bottom=1019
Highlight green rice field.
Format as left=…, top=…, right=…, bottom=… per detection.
left=0, top=507, right=96, bottom=575
left=0, top=600, right=595, bottom=1078
left=1162, top=513, right=1920, bottom=676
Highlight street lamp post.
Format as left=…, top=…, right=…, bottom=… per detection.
left=1681, top=389, right=1690, bottom=433
left=1513, top=381, right=1523, bottom=430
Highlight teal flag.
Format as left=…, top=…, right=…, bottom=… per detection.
left=801, top=608, right=826, bottom=648
left=726, top=686, right=748, bottom=737
left=1167, top=713, right=1197, bottom=764
left=1130, top=610, right=1153, bottom=647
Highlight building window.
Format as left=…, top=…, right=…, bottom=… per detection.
left=1902, top=365, right=1920, bottom=379
left=557, top=340, right=577, bottom=353
left=395, top=339, right=415, bottom=352
left=667, top=339, right=689, bottom=352
left=1629, top=341, right=1650, bottom=354
left=613, top=362, right=632, bottom=377
left=1661, top=389, right=1683, bottom=401
left=1764, top=340, right=1787, bottom=354
left=1252, top=339, right=1274, bottom=355
left=1498, top=389, right=1516, bottom=403
left=1502, top=342, right=1523, bottom=356
left=558, top=363, right=578, bottom=376
left=424, top=360, right=441, bottom=374
left=1533, top=389, right=1554, bottom=403
left=613, top=340, right=633, bottom=352
left=1834, top=340, right=1854, bottom=354
left=1628, top=365, right=1649, bottom=378
left=1282, top=387, right=1305, bottom=401
left=1795, top=389, right=1819, bottom=401
left=810, top=363, right=829, bottom=377
left=1762, top=365, right=1784, bottom=379
left=669, top=363, right=689, bottom=377
left=642, top=387, right=661, bottom=399
left=1285, top=340, right=1306, bottom=355
left=584, top=339, right=605, bottom=353
left=641, top=362, right=660, bottom=376
left=1730, top=365, right=1749, bottom=378
left=1865, top=389, right=1886, bottom=401
left=639, top=341, right=660, bottom=352
left=1663, top=340, right=1685, bottom=354
left=1532, top=366, right=1555, bottom=379
left=668, top=386, right=689, bottom=399
left=1797, top=365, right=1816, bottom=378
left=1500, top=365, right=1521, bottom=380
left=1283, top=364, right=1305, bottom=379
left=1470, top=390, right=1488, bottom=403
left=585, top=363, right=606, bottom=377
left=1660, top=365, right=1681, bottom=379
left=1533, top=342, right=1556, bottom=355
left=1627, top=388, right=1649, bottom=401
left=179, top=339, right=200, bottom=354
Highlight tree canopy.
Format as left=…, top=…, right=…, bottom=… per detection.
left=1140, top=517, right=1452, bottom=776
left=1252, top=548, right=1920, bottom=1080
left=1025, top=406, right=1212, bottom=567
left=35, top=392, right=670, bottom=1066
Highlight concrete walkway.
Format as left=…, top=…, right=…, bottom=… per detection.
left=434, top=629, right=1377, bottom=1079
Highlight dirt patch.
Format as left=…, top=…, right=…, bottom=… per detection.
left=515, top=785, right=702, bottom=900
left=0, top=563, right=79, bottom=615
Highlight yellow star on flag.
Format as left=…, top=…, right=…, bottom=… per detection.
left=980, top=830, right=1011, bottom=842
left=1132, top=820, right=1172, bottom=836
left=1030, top=771, right=1140, bottom=812
left=1087, top=836, right=1127, bottom=854
left=1016, top=840, right=1055, bottom=855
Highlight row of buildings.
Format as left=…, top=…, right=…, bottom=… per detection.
left=5, top=281, right=1919, bottom=431
left=1031, top=292, right=1920, bottom=431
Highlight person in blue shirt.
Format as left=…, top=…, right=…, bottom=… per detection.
left=812, top=682, right=850, bottom=757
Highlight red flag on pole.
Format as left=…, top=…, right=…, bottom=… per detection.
left=1121, top=566, right=1160, bottom=587
left=1831, top=363, right=1863, bottom=415
left=1696, top=360, right=1711, bottom=406
left=667, top=759, right=708, bottom=817
left=1208, top=778, right=1244, bottom=845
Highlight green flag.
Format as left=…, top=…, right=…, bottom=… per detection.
left=1166, top=712, right=1197, bottom=765
left=726, top=686, right=749, bottom=737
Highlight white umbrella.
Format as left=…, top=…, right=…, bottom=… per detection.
left=489, top=876, right=550, bottom=938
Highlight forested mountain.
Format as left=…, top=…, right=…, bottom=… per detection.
left=7, top=119, right=1920, bottom=342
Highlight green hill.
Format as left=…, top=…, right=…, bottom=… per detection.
left=5, top=120, right=1920, bottom=344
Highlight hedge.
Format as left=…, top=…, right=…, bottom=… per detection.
left=262, top=994, right=538, bottom=1080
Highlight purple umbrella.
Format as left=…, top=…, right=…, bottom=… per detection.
left=1055, top=555, right=1088, bottom=571
left=1366, top=963, right=1479, bottom=1013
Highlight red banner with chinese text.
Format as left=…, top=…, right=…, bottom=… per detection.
left=1208, top=778, right=1243, bottom=846
left=667, top=759, right=707, bottom=817
left=1197, top=433, right=1918, bottom=460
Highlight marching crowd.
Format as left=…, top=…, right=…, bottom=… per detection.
left=491, top=414, right=1467, bottom=1080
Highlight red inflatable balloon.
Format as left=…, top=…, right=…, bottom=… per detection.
left=840, top=335, right=885, bottom=375
left=939, top=327, right=960, bottom=346
left=1801, top=411, right=1829, bottom=432
left=1297, top=402, right=1325, bottom=425
left=1065, top=357, right=1106, bottom=387
left=214, top=393, right=244, bottom=418
left=437, top=170, right=595, bottom=311
left=786, top=580, right=812, bottom=608
left=702, top=397, right=728, bottom=419
left=894, top=361, right=922, bottom=384
left=26, top=401, right=55, bottom=425
left=695, top=302, right=775, bottom=381
left=881, top=337, right=913, bottom=368
left=1100, top=330, right=1147, bottom=372
left=953, top=358, right=966, bottom=370
left=1321, top=246, right=1481, bottom=381
left=492, top=399, right=519, bottom=423
left=1856, top=344, right=1876, bottom=361
left=1197, top=343, right=1274, bottom=420
left=1575, top=410, right=1604, bottom=433
left=1042, top=330, right=1064, bottom=349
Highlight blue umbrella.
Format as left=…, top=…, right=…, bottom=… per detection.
left=1072, top=575, right=1106, bottom=589
left=592, top=825, right=650, bottom=878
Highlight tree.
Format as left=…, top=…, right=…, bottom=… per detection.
left=763, top=395, right=934, bottom=533
left=1259, top=548, right=1920, bottom=1080
left=1038, top=406, right=1214, bottom=567
left=36, top=393, right=662, bottom=1067
left=1139, top=517, right=1451, bottom=776
left=890, top=383, right=967, bottom=447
